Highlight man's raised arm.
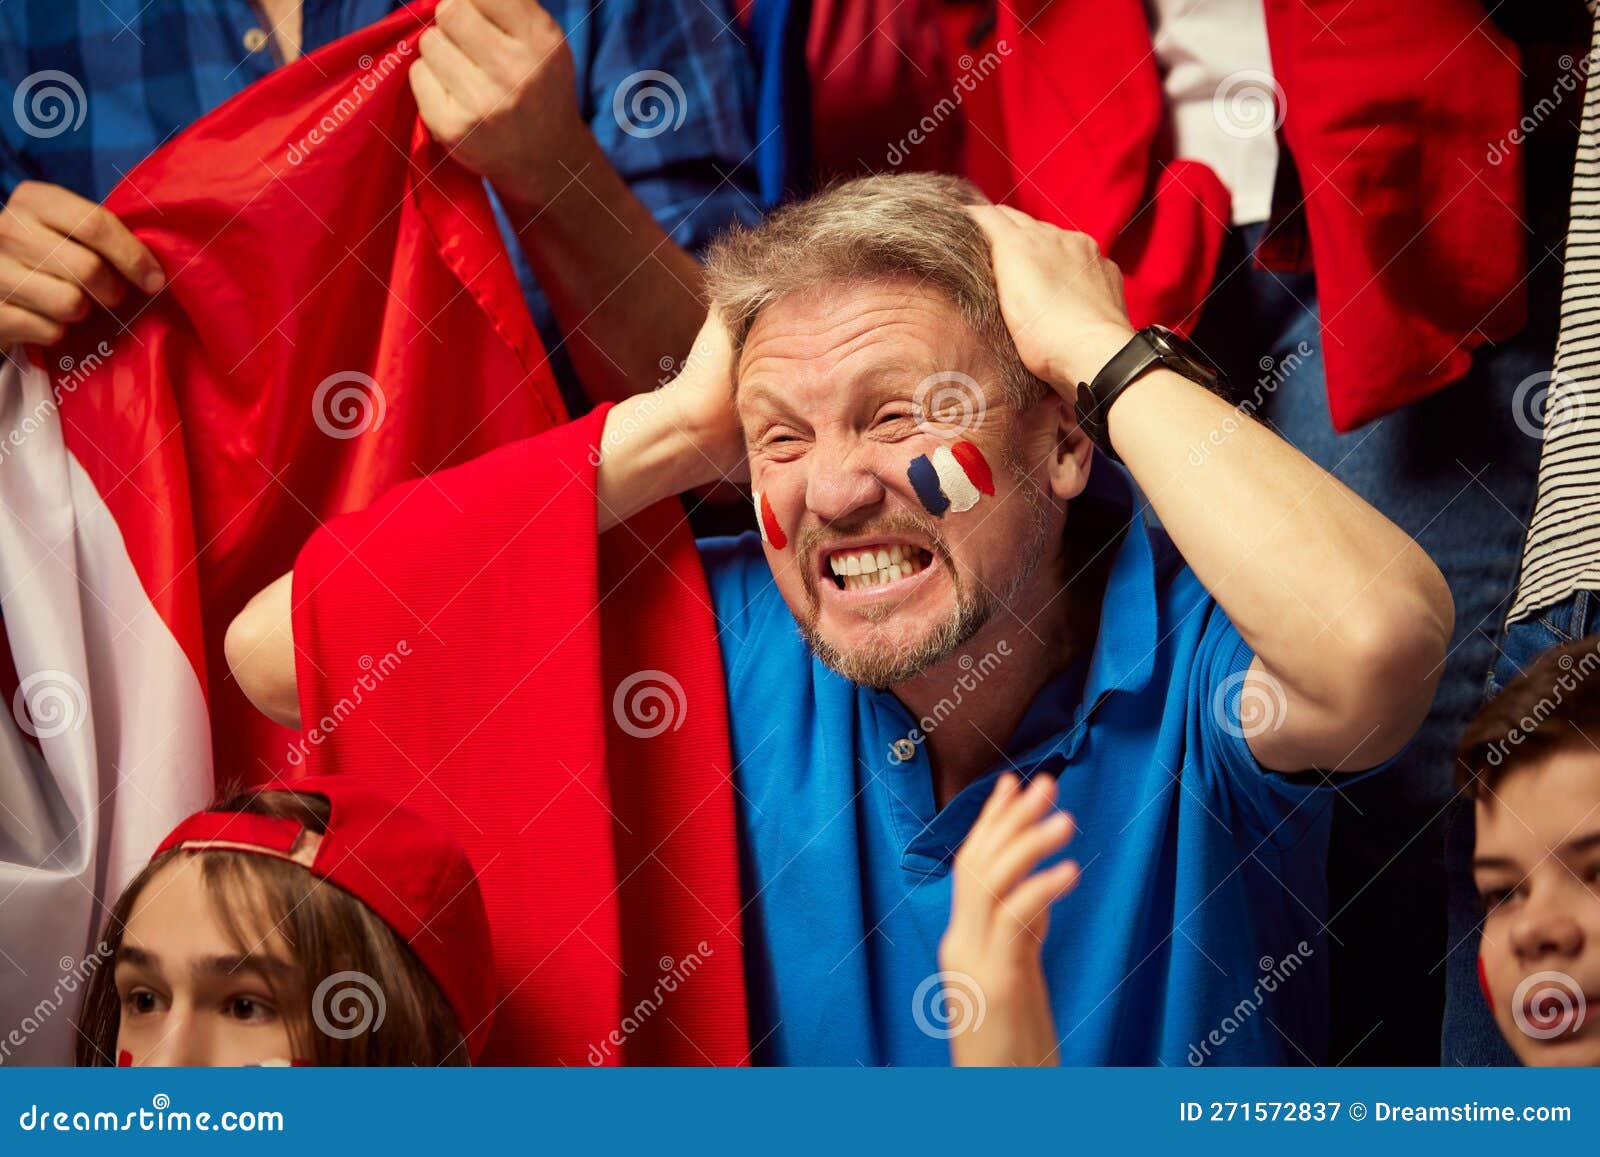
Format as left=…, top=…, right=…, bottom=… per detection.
left=973, top=206, right=1453, bottom=774
left=226, top=315, right=746, bottom=728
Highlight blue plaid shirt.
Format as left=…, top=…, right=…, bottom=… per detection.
left=0, top=0, right=763, bottom=411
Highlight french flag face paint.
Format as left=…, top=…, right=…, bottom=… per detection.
left=754, top=488, right=788, bottom=550
left=907, top=440, right=995, bottom=517
left=1478, top=955, right=1495, bottom=1015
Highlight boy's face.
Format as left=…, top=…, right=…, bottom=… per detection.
left=1473, top=746, right=1600, bottom=1066
left=112, top=855, right=300, bottom=1066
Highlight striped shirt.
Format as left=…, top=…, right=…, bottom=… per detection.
left=1510, top=1, right=1600, bottom=621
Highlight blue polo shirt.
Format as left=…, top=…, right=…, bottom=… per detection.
left=699, top=473, right=1351, bottom=1066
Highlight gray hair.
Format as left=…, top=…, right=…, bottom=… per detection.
left=703, top=173, right=1049, bottom=409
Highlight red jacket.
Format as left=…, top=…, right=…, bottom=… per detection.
left=983, top=0, right=1525, bottom=430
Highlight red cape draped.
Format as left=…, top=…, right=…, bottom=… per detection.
left=292, top=406, right=749, bottom=1065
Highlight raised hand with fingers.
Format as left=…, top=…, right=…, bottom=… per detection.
left=0, top=180, right=164, bottom=350
left=939, top=772, right=1081, bottom=1066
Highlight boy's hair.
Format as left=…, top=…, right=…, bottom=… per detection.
left=1456, top=633, right=1600, bottom=799
left=76, top=787, right=469, bottom=1066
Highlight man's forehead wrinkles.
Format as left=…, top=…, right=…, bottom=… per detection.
left=739, top=306, right=987, bottom=416
left=745, top=311, right=945, bottom=369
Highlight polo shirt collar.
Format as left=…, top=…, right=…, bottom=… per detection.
left=890, top=458, right=1164, bottom=872
left=983, top=457, right=1160, bottom=772
left=1073, top=456, right=1159, bottom=704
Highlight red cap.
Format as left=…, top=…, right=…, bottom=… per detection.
left=155, top=776, right=495, bottom=1060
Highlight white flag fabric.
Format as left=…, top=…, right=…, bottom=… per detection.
left=0, top=352, right=210, bottom=1065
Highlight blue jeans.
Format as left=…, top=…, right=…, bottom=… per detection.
left=1441, top=589, right=1600, bottom=1065
left=1189, top=223, right=1549, bottom=1063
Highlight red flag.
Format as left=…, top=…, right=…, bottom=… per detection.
left=0, top=0, right=568, bottom=1060
left=292, top=407, right=750, bottom=1065
left=51, top=0, right=564, bottom=783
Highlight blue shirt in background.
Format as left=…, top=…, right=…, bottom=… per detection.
left=0, top=0, right=763, bottom=413
left=700, top=467, right=1351, bottom=1066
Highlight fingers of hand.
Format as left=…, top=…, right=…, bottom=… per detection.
left=0, top=302, right=66, bottom=346
left=434, top=0, right=522, bottom=89
left=969, top=771, right=1021, bottom=841
left=953, top=776, right=1069, bottom=921
left=973, top=773, right=1059, bottom=859
left=410, top=58, right=472, bottom=143
left=999, top=858, right=1081, bottom=940
left=981, top=807, right=1076, bottom=903
left=0, top=252, right=93, bottom=324
left=417, top=24, right=500, bottom=116
left=467, top=0, right=559, bottom=41
left=18, top=190, right=161, bottom=292
left=5, top=185, right=161, bottom=294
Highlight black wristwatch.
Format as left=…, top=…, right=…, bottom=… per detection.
left=1073, top=325, right=1223, bottom=461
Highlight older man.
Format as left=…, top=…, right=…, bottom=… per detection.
left=230, top=174, right=1451, bottom=1065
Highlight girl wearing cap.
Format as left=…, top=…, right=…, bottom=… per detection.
left=76, top=777, right=495, bottom=1067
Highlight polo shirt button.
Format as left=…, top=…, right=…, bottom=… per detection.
left=243, top=27, right=269, bottom=53
left=891, top=738, right=917, bottom=763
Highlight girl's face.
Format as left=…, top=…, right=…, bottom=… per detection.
left=112, top=855, right=301, bottom=1066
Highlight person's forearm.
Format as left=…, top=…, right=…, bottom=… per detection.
left=499, top=129, right=709, bottom=405
left=1099, top=345, right=1451, bottom=765
left=594, top=381, right=725, bottom=532
left=229, top=387, right=724, bottom=727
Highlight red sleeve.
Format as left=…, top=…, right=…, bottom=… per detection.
left=291, top=406, right=748, bottom=1065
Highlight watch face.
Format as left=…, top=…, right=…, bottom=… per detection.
left=1150, top=326, right=1220, bottom=385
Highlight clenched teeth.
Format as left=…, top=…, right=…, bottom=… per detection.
left=827, top=544, right=934, bottom=591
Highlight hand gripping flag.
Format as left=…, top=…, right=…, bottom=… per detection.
left=0, top=1, right=568, bottom=1061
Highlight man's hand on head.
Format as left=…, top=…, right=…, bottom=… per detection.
left=667, top=308, right=748, bottom=486
left=592, top=307, right=746, bottom=533
left=968, top=204, right=1136, bottom=396
left=410, top=0, right=590, bottom=213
